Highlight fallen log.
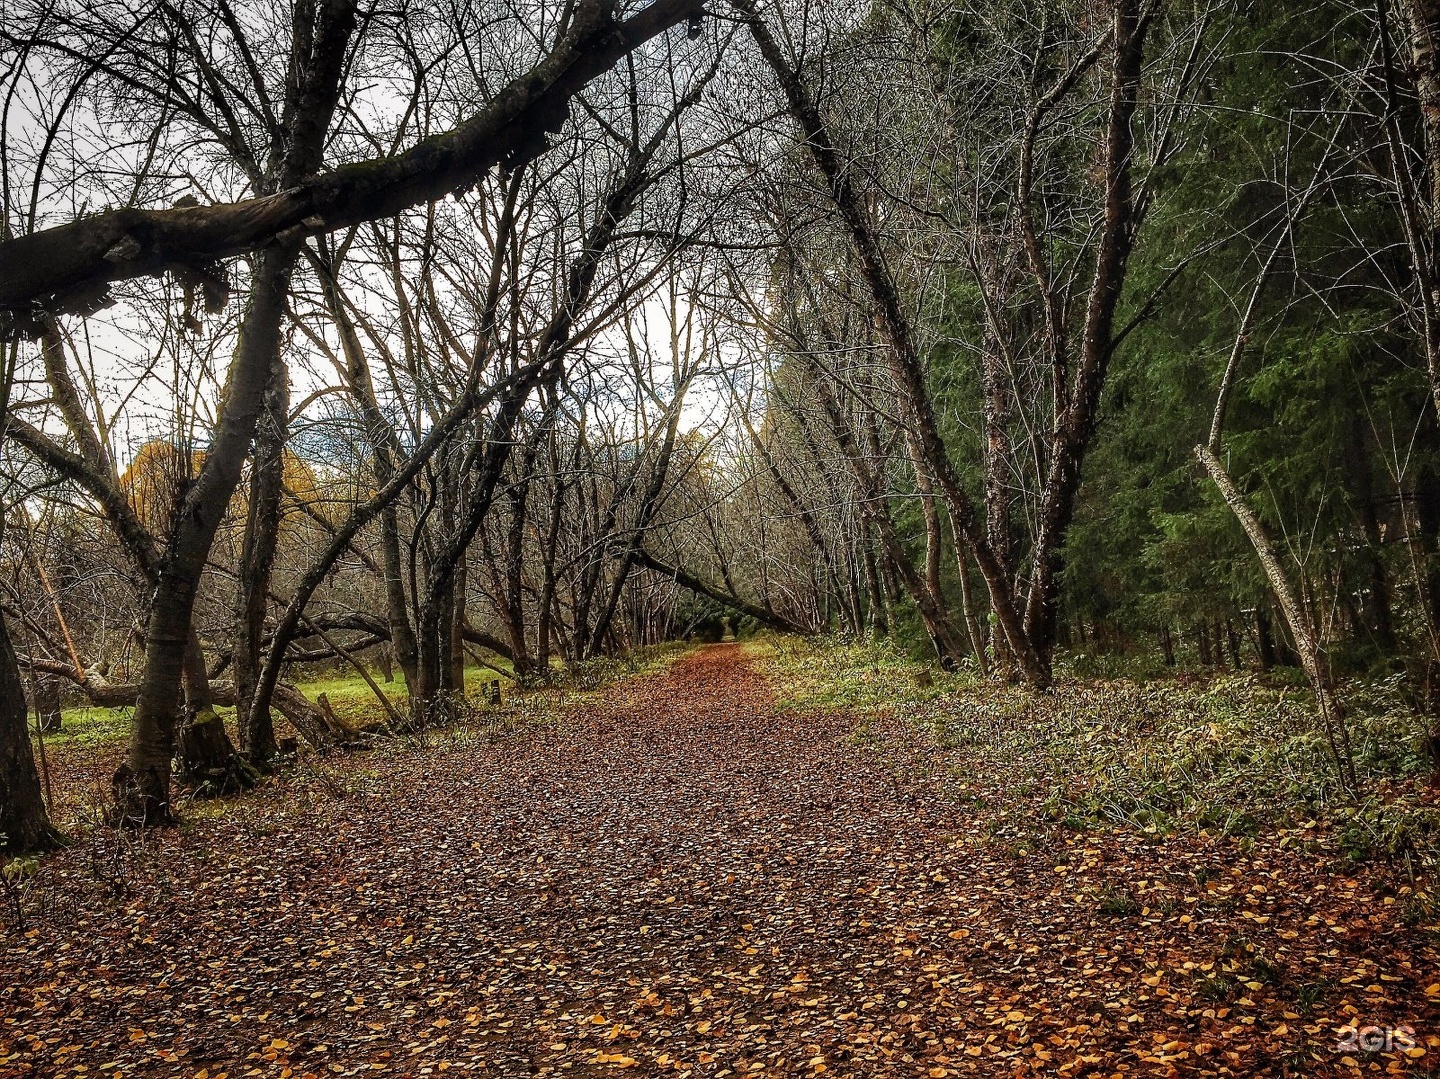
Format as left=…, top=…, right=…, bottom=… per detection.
left=17, top=658, right=365, bottom=750
left=631, top=548, right=811, bottom=634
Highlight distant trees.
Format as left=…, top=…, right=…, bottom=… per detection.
left=711, top=0, right=1440, bottom=718
left=727, top=0, right=1211, bottom=685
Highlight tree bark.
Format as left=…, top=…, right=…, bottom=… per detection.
left=1, top=614, right=62, bottom=852
left=1397, top=0, right=1440, bottom=416
left=1021, top=0, right=1148, bottom=674
left=314, top=254, right=421, bottom=689
left=630, top=548, right=806, bottom=632
left=115, top=0, right=362, bottom=822
left=2, top=337, right=60, bottom=852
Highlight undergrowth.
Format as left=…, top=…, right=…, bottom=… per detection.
left=753, top=636, right=1440, bottom=876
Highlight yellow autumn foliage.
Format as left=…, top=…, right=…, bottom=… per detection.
left=118, top=439, right=330, bottom=536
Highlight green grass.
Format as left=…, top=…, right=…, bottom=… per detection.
left=34, top=644, right=689, bottom=752
left=295, top=668, right=412, bottom=727
left=37, top=705, right=133, bottom=749
left=752, top=635, right=1440, bottom=874
left=31, top=662, right=506, bottom=748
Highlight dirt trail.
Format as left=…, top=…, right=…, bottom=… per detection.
left=0, top=645, right=1430, bottom=1076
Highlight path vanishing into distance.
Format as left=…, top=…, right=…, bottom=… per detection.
left=1, top=645, right=1433, bottom=1077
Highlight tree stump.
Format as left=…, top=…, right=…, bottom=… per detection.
left=32, top=676, right=62, bottom=734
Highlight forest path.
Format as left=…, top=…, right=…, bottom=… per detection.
left=0, top=644, right=1426, bottom=1077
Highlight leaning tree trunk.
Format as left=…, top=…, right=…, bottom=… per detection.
left=1196, top=447, right=1357, bottom=791
left=114, top=243, right=300, bottom=825
left=735, top=0, right=1044, bottom=684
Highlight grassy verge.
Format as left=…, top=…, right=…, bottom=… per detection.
left=750, top=635, right=1440, bottom=877
left=34, top=643, right=691, bottom=749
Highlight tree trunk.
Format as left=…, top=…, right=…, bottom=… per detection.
left=981, top=328, right=1017, bottom=676
left=113, top=243, right=299, bottom=826
left=912, top=451, right=955, bottom=670
left=735, top=0, right=1045, bottom=684
left=316, top=256, right=422, bottom=691
left=1255, top=607, right=1277, bottom=670
left=1, top=616, right=61, bottom=852
left=1397, top=0, right=1440, bottom=416
left=176, top=631, right=256, bottom=796
left=1020, top=0, right=1147, bottom=676
left=449, top=562, right=468, bottom=696
left=4, top=337, right=63, bottom=851
left=0, top=0, right=704, bottom=329
left=234, top=355, right=290, bottom=766
left=808, top=368, right=969, bottom=661
left=1197, top=445, right=1357, bottom=790
left=861, top=532, right=887, bottom=637
left=948, top=513, right=990, bottom=675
